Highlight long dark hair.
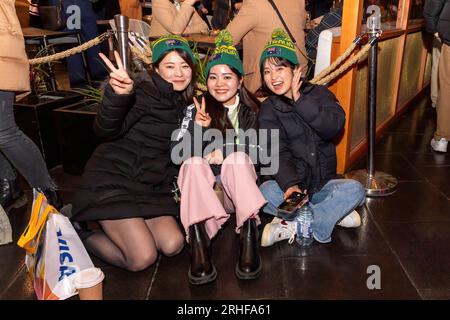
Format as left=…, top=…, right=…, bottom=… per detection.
left=150, top=48, right=197, bottom=102
left=260, top=56, right=296, bottom=95
left=205, top=66, right=260, bottom=135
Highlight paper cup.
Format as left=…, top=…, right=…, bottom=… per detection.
left=74, top=268, right=104, bottom=300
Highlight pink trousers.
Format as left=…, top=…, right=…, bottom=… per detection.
left=177, top=152, right=266, bottom=240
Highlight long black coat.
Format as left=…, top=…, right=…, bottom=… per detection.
left=72, top=72, right=186, bottom=222
left=258, top=84, right=345, bottom=196
left=424, top=0, right=450, bottom=45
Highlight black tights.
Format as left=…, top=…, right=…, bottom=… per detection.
left=83, top=216, right=185, bottom=272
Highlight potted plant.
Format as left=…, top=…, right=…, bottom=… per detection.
left=53, top=85, right=103, bottom=175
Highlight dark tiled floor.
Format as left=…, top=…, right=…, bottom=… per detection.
left=1, top=95, right=449, bottom=300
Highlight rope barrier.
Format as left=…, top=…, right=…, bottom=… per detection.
left=27, top=31, right=376, bottom=87
left=28, top=32, right=111, bottom=65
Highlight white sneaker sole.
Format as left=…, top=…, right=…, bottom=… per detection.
left=431, top=142, right=448, bottom=153
left=261, top=223, right=274, bottom=247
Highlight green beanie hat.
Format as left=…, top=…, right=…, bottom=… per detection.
left=205, top=30, right=244, bottom=77
left=150, top=34, right=194, bottom=64
left=259, top=28, right=299, bottom=67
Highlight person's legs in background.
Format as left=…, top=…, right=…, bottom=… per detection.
left=0, top=152, right=26, bottom=211
left=431, top=43, right=450, bottom=153
left=0, top=91, right=60, bottom=208
left=430, top=34, right=442, bottom=109
left=63, top=0, right=107, bottom=87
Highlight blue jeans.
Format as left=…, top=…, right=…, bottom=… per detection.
left=0, top=91, right=55, bottom=189
left=259, top=179, right=366, bottom=243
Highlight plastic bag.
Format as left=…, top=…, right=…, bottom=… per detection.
left=17, top=190, right=104, bottom=300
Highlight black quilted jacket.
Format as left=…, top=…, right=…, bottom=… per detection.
left=72, top=71, right=186, bottom=221
left=258, top=83, right=345, bottom=197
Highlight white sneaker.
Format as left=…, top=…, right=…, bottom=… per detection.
left=261, top=217, right=297, bottom=247
left=337, top=210, right=361, bottom=228
left=430, top=138, right=448, bottom=153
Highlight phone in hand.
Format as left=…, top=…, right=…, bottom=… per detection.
left=276, top=191, right=308, bottom=220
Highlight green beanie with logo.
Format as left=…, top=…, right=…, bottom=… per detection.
left=205, top=30, right=244, bottom=77
left=259, top=28, right=299, bottom=67
left=150, top=34, right=194, bottom=63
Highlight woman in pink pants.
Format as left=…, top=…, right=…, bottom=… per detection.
left=172, top=31, right=266, bottom=285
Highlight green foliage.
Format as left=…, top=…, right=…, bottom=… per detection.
left=191, top=42, right=210, bottom=89
left=70, top=84, right=103, bottom=104
left=29, top=45, right=60, bottom=95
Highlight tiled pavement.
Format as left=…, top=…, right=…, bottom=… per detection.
left=1, top=95, right=449, bottom=300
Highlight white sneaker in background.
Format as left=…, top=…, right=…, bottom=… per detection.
left=430, top=137, right=448, bottom=153
left=337, top=210, right=361, bottom=228
left=261, top=217, right=297, bottom=247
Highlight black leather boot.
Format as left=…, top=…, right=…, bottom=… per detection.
left=42, top=188, right=63, bottom=211
left=235, top=218, right=262, bottom=280
left=188, top=222, right=217, bottom=285
left=0, top=178, right=27, bottom=211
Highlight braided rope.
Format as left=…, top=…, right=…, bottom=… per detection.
left=130, top=46, right=152, bottom=65
left=28, top=32, right=110, bottom=65
left=311, top=41, right=372, bottom=86
left=311, top=41, right=357, bottom=83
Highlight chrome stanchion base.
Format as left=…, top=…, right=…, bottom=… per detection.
left=345, top=169, right=398, bottom=197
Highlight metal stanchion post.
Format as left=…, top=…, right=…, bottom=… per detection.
left=114, top=14, right=130, bottom=73
left=345, top=5, right=398, bottom=197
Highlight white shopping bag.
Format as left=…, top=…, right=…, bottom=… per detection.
left=18, top=190, right=104, bottom=300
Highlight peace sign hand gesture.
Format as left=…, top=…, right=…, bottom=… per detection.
left=99, top=51, right=134, bottom=95
left=194, top=96, right=211, bottom=127
left=292, top=65, right=306, bottom=102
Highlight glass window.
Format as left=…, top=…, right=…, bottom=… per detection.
left=409, top=0, right=425, bottom=23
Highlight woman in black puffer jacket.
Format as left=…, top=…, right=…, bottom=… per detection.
left=71, top=35, right=196, bottom=272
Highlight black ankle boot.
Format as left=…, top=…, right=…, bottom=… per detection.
left=236, top=218, right=262, bottom=280
left=0, top=178, right=27, bottom=211
left=188, top=222, right=217, bottom=285
left=42, top=189, right=63, bottom=210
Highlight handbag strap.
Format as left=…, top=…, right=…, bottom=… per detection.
left=267, top=0, right=297, bottom=45
left=267, top=0, right=312, bottom=62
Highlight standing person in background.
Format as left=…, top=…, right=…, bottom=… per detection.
left=430, top=33, right=442, bottom=109
left=0, top=0, right=61, bottom=210
left=150, top=0, right=209, bottom=37
left=424, top=0, right=450, bottom=153
left=119, top=0, right=142, bottom=20
left=306, top=0, right=333, bottom=20
left=226, top=0, right=308, bottom=94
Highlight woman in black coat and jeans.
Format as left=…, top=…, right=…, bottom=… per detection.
left=71, top=35, right=197, bottom=272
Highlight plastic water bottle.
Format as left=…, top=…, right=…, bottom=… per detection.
left=296, top=206, right=314, bottom=246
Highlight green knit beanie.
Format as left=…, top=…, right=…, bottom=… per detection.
left=151, top=34, right=194, bottom=64
left=259, top=28, right=299, bottom=67
left=205, top=30, right=244, bottom=77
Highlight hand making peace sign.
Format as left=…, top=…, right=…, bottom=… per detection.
left=193, top=96, right=212, bottom=127
left=291, top=65, right=307, bottom=102
left=99, top=51, right=134, bottom=95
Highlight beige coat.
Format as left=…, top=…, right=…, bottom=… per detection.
left=150, top=0, right=209, bottom=37
left=227, top=0, right=307, bottom=93
left=119, top=0, right=143, bottom=20
left=0, top=0, right=30, bottom=92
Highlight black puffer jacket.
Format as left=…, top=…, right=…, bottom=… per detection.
left=72, top=71, right=186, bottom=222
left=424, top=0, right=450, bottom=44
left=258, top=84, right=345, bottom=197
